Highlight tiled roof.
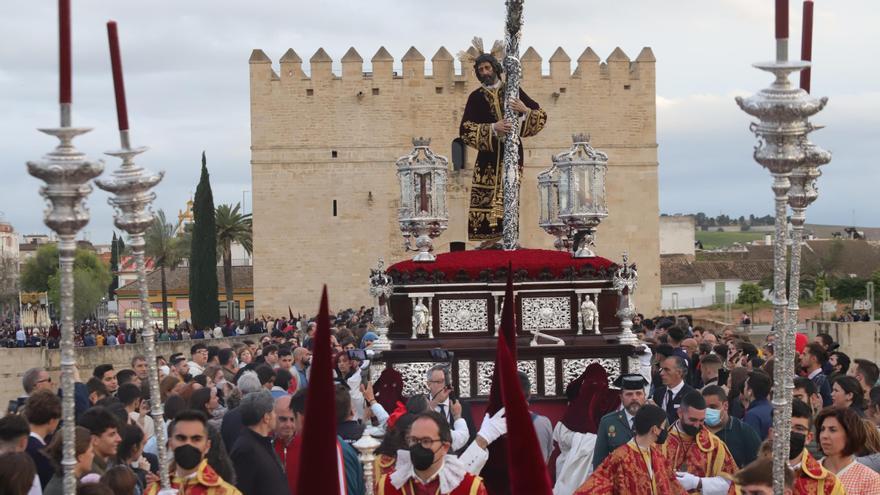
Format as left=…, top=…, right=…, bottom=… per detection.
left=661, top=256, right=772, bottom=286
left=117, top=265, right=253, bottom=295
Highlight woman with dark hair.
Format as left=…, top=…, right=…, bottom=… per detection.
left=190, top=386, right=224, bottom=430
left=832, top=375, right=866, bottom=416
left=41, top=426, right=95, bottom=495
left=334, top=351, right=365, bottom=421
left=726, top=366, right=750, bottom=419
left=0, top=452, right=37, bottom=495
left=817, top=407, right=880, bottom=493
left=116, top=424, right=153, bottom=493
left=103, top=465, right=139, bottom=495
left=372, top=413, right=417, bottom=486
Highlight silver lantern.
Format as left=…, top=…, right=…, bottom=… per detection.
left=555, top=134, right=608, bottom=258
left=536, top=161, right=570, bottom=252
left=396, top=137, right=448, bottom=262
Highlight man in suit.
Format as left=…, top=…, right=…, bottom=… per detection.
left=425, top=364, right=473, bottom=452
left=800, top=343, right=832, bottom=407
left=652, top=355, right=696, bottom=424
left=593, top=373, right=649, bottom=469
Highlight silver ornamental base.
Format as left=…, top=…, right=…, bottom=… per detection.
left=95, top=132, right=170, bottom=490
left=354, top=431, right=381, bottom=495
left=26, top=109, right=104, bottom=495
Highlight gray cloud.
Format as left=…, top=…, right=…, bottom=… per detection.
left=1, top=0, right=877, bottom=244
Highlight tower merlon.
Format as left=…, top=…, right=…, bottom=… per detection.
left=401, top=46, right=426, bottom=79
left=549, top=47, right=571, bottom=80
left=280, top=48, right=305, bottom=80
left=521, top=46, right=542, bottom=81
left=310, top=47, right=334, bottom=80
left=341, top=47, right=364, bottom=79
left=372, top=46, right=394, bottom=81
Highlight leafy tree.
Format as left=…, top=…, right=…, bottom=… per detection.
left=215, top=203, right=252, bottom=319
left=145, top=210, right=190, bottom=332
left=21, top=244, right=112, bottom=320
left=0, top=256, right=18, bottom=319
left=737, top=283, right=765, bottom=318
left=189, top=152, right=219, bottom=329
left=21, top=244, right=60, bottom=292
left=832, top=277, right=868, bottom=305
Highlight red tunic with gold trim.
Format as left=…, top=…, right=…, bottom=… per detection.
left=144, top=459, right=241, bottom=495
left=374, top=454, right=397, bottom=491
left=575, top=440, right=688, bottom=495
left=726, top=450, right=846, bottom=495
left=662, top=427, right=737, bottom=483
left=377, top=471, right=488, bottom=495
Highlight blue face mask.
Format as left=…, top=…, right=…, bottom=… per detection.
left=704, top=408, right=722, bottom=427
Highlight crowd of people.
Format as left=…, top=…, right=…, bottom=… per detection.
left=0, top=310, right=353, bottom=348
left=3, top=307, right=880, bottom=494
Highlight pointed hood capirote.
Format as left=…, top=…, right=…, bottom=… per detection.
left=295, top=286, right=340, bottom=495
left=498, top=331, right=554, bottom=494
left=486, top=265, right=517, bottom=414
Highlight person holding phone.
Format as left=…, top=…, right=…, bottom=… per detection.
left=425, top=365, right=472, bottom=451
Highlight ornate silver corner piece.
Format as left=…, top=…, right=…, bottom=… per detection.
left=368, top=258, right=394, bottom=351
left=27, top=124, right=104, bottom=495
left=613, top=252, right=640, bottom=346
left=396, top=139, right=449, bottom=262
left=539, top=134, right=609, bottom=258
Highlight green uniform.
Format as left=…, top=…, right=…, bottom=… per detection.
left=592, top=410, right=634, bottom=470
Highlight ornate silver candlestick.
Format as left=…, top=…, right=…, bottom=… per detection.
left=555, top=134, right=609, bottom=258
left=736, top=56, right=827, bottom=492
left=27, top=107, right=104, bottom=495
left=94, top=130, right=169, bottom=489
left=354, top=430, right=381, bottom=494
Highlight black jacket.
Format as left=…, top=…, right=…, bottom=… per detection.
left=652, top=382, right=697, bottom=423
left=27, top=435, right=54, bottom=489
left=230, top=428, right=290, bottom=495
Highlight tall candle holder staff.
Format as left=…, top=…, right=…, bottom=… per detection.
left=94, top=21, right=170, bottom=491
left=26, top=2, right=104, bottom=493
left=736, top=1, right=829, bottom=492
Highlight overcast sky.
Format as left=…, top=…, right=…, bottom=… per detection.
left=1, top=1, right=877, bottom=244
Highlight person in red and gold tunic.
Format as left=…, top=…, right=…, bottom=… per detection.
left=661, top=391, right=737, bottom=494
left=144, top=410, right=240, bottom=495
left=378, top=412, right=487, bottom=495
left=576, top=404, right=687, bottom=495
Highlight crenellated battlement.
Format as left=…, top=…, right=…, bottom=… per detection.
left=249, top=45, right=655, bottom=84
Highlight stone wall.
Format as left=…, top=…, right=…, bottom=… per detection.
left=807, top=320, right=880, bottom=362
left=249, top=44, right=661, bottom=317
left=0, top=335, right=266, bottom=405
left=660, top=215, right=695, bottom=256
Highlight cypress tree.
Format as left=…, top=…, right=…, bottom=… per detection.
left=108, top=232, right=119, bottom=300
left=189, top=151, right=219, bottom=330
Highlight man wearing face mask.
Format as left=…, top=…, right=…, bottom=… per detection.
left=662, top=391, right=737, bottom=494
left=379, top=411, right=488, bottom=494
left=144, top=410, right=240, bottom=495
left=593, top=373, right=649, bottom=470
left=701, top=385, right=761, bottom=468
left=755, top=399, right=845, bottom=495
left=576, top=404, right=688, bottom=494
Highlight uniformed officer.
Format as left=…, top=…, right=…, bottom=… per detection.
left=592, top=373, right=649, bottom=469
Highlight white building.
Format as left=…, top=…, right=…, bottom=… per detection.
left=660, top=255, right=771, bottom=310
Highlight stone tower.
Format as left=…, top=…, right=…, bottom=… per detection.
left=249, top=44, right=660, bottom=315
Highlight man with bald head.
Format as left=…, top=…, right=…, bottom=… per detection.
left=273, top=395, right=296, bottom=468
left=291, top=347, right=310, bottom=392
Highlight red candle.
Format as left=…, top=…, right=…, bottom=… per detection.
left=59, top=0, right=71, bottom=104
left=800, top=1, right=814, bottom=92
left=776, top=0, right=789, bottom=39
left=106, top=21, right=129, bottom=131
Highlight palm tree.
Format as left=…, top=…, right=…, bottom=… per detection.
left=144, top=210, right=190, bottom=332
left=215, top=203, right=252, bottom=320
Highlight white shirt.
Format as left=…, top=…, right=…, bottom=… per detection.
left=808, top=367, right=823, bottom=380
left=433, top=399, right=469, bottom=451
left=662, top=380, right=686, bottom=411
left=29, top=432, right=46, bottom=446
left=188, top=361, right=205, bottom=377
